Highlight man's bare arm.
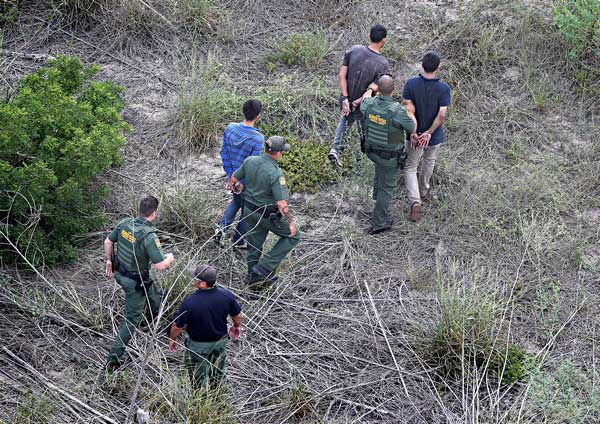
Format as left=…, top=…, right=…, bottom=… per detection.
left=276, top=199, right=297, bottom=237
left=419, top=106, right=449, bottom=147
left=231, top=312, right=243, bottom=328
left=226, top=175, right=244, bottom=194
left=169, top=322, right=185, bottom=352
left=425, top=106, right=448, bottom=135
left=104, top=238, right=114, bottom=277
left=338, top=65, right=349, bottom=96
left=403, top=100, right=419, bottom=148
left=154, top=253, right=175, bottom=271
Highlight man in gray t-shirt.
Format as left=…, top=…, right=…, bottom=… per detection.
left=328, top=24, right=390, bottom=167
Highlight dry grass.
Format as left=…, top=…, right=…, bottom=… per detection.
left=0, top=0, right=599, bottom=423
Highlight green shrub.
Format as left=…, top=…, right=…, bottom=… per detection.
left=553, top=0, right=600, bottom=59
left=175, top=57, right=243, bottom=152
left=0, top=55, right=128, bottom=266
left=529, top=361, right=600, bottom=423
left=265, top=31, right=328, bottom=68
left=272, top=136, right=351, bottom=193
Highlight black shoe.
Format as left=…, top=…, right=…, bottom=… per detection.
left=369, top=219, right=394, bottom=235
left=252, top=264, right=278, bottom=283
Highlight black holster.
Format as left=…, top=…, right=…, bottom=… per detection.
left=117, top=264, right=153, bottom=290
left=397, top=151, right=408, bottom=169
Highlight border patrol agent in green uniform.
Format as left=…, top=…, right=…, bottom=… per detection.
left=360, top=75, right=416, bottom=234
left=103, top=196, right=175, bottom=369
left=227, top=136, right=300, bottom=286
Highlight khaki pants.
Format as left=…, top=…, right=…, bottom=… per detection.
left=404, top=143, right=440, bottom=205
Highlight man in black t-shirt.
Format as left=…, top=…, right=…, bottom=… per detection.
left=169, top=265, right=243, bottom=389
left=328, top=24, right=390, bottom=167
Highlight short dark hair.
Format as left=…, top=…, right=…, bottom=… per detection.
left=139, top=196, right=159, bottom=218
left=369, top=24, right=387, bottom=43
left=243, top=99, right=262, bottom=121
left=422, top=51, right=441, bottom=73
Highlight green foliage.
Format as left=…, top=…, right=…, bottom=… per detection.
left=274, top=136, right=350, bottom=193
left=0, top=55, right=128, bottom=265
left=175, top=56, right=243, bottom=152
left=265, top=31, right=328, bottom=68
left=553, top=0, right=600, bottom=59
left=529, top=361, right=600, bottom=423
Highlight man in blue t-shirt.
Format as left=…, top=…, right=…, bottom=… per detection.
left=402, top=51, right=451, bottom=222
left=215, top=99, right=265, bottom=248
left=168, top=265, right=243, bottom=389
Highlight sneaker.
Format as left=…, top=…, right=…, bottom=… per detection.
left=251, top=264, right=279, bottom=284
left=212, top=228, right=225, bottom=247
left=409, top=202, right=422, bottom=222
left=328, top=149, right=342, bottom=167
left=369, top=219, right=394, bottom=235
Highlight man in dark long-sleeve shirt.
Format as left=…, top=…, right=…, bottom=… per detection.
left=216, top=99, right=264, bottom=248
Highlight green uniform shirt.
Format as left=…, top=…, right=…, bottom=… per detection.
left=233, top=154, right=289, bottom=207
left=360, top=95, right=415, bottom=151
left=108, top=217, right=165, bottom=273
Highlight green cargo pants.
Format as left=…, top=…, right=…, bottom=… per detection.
left=367, top=151, right=400, bottom=230
left=107, top=272, right=160, bottom=364
left=243, top=208, right=301, bottom=275
left=185, top=337, right=228, bottom=390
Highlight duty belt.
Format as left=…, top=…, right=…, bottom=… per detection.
left=117, top=263, right=153, bottom=290
left=365, top=144, right=401, bottom=160
left=245, top=201, right=278, bottom=215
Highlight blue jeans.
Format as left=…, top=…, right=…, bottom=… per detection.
left=218, top=193, right=246, bottom=244
left=331, top=109, right=364, bottom=154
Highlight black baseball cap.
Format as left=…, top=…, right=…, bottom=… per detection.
left=265, top=136, right=291, bottom=152
left=187, top=265, right=217, bottom=285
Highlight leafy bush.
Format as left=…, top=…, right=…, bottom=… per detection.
left=265, top=31, right=328, bottom=68
left=175, top=57, right=243, bottom=152
left=272, top=135, right=351, bottom=193
left=529, top=361, right=600, bottom=423
left=0, top=55, right=128, bottom=265
left=553, top=0, right=600, bottom=59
